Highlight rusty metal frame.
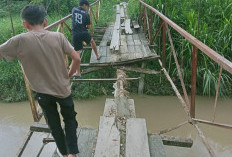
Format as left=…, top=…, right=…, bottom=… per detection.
left=138, top=0, right=232, bottom=157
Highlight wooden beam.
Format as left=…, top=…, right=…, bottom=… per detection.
left=72, top=77, right=140, bottom=82
left=160, top=135, right=193, bottom=148
left=16, top=131, right=34, bottom=157
left=81, top=67, right=106, bottom=74
left=126, top=118, right=150, bottom=157
left=125, top=19, right=133, bottom=34
left=30, top=122, right=51, bottom=133
left=94, top=117, right=120, bottom=157
left=117, top=66, right=159, bottom=75
left=148, top=135, right=166, bottom=157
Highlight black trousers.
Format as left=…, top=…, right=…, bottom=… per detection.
left=36, top=93, right=79, bottom=155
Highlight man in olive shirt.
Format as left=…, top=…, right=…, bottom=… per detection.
left=0, top=5, right=79, bottom=157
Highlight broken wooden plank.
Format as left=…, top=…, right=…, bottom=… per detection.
left=120, top=7, right=125, bottom=19
left=148, top=135, right=166, bottom=157
left=126, top=118, right=150, bottom=157
left=160, top=135, right=193, bottom=148
left=132, top=21, right=140, bottom=29
left=125, top=19, right=133, bottom=34
left=94, top=117, right=120, bottom=157
left=116, top=5, right=120, bottom=14
left=110, top=29, right=120, bottom=52
left=114, top=14, right=121, bottom=30
left=117, top=66, right=159, bottom=75
left=30, top=122, right=51, bottom=133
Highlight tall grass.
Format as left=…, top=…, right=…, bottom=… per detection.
left=128, top=0, right=232, bottom=96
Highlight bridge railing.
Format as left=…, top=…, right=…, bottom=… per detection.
left=138, top=0, right=232, bottom=157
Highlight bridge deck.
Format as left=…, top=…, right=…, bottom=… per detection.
left=90, top=20, right=159, bottom=65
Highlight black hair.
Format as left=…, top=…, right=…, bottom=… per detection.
left=79, top=0, right=89, bottom=6
left=21, top=5, right=46, bottom=26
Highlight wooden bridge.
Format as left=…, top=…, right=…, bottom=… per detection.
left=16, top=0, right=232, bottom=157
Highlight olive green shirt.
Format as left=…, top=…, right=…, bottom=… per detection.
left=0, top=30, right=74, bottom=98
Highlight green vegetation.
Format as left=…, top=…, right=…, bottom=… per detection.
left=0, top=0, right=232, bottom=102
left=128, top=0, right=232, bottom=96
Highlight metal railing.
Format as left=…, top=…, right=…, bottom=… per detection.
left=138, top=0, right=232, bottom=157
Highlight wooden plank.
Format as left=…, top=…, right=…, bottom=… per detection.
left=117, top=66, right=159, bottom=75
left=98, top=46, right=107, bottom=57
left=148, top=135, right=166, bottom=157
left=94, top=117, right=120, bottom=157
left=126, top=118, right=150, bottom=157
left=30, top=122, right=51, bottom=133
left=125, top=19, right=133, bottom=34
left=134, top=39, right=141, bottom=45
left=78, top=128, right=98, bottom=157
left=134, top=45, right=144, bottom=58
left=103, top=98, right=117, bottom=117
left=116, top=5, right=120, bottom=14
left=114, top=14, right=121, bottom=30
left=132, top=21, right=140, bottom=29
left=22, top=132, right=48, bottom=157
left=138, top=33, right=149, bottom=45
left=40, top=135, right=57, bottom=157
left=110, top=29, right=120, bottom=51
left=110, top=53, right=119, bottom=62
left=160, top=135, right=193, bottom=148
left=133, top=34, right=139, bottom=40
left=120, top=7, right=125, bottom=19
left=120, top=35, right=129, bottom=53
left=114, top=97, right=136, bottom=118
left=53, top=127, right=97, bottom=157
left=143, top=45, right=154, bottom=57
left=127, top=35, right=134, bottom=45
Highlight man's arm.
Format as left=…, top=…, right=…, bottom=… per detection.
left=68, top=51, right=81, bottom=78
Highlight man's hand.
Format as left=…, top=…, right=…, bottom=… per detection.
left=68, top=51, right=81, bottom=78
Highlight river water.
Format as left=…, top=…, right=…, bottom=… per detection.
left=0, top=95, right=231, bottom=157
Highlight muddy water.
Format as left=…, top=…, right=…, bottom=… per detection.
left=0, top=95, right=232, bottom=157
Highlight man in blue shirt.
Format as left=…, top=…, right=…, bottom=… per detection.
left=72, top=0, right=101, bottom=78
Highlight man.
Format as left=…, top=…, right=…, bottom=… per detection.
left=72, top=0, right=101, bottom=78
left=0, top=5, right=80, bottom=157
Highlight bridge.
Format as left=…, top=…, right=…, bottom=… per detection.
left=15, top=0, right=232, bottom=157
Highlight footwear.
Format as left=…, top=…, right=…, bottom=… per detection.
left=97, top=55, right=102, bottom=60
left=72, top=75, right=82, bottom=79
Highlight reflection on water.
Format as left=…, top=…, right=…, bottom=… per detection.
left=0, top=95, right=232, bottom=157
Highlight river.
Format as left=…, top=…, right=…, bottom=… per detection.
left=0, top=95, right=231, bottom=157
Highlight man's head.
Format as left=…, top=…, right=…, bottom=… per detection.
left=21, top=5, right=47, bottom=30
left=79, top=0, right=89, bottom=10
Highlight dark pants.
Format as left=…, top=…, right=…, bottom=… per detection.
left=36, top=93, right=79, bottom=155
left=72, top=31, right=92, bottom=51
